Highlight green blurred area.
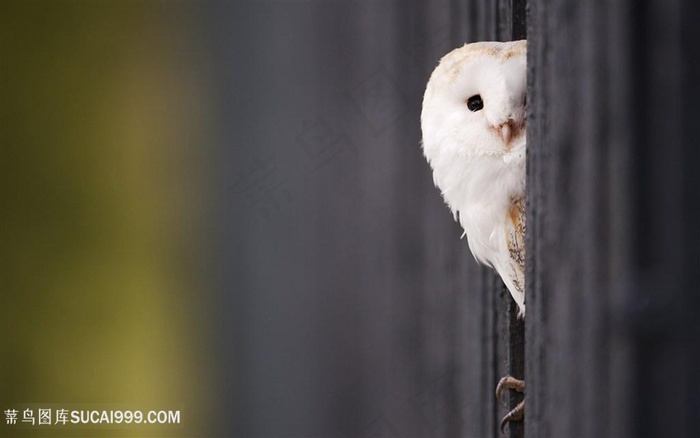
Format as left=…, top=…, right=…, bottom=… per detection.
left=1, top=1, right=213, bottom=436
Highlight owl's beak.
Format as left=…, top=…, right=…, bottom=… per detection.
left=500, top=123, right=513, bottom=144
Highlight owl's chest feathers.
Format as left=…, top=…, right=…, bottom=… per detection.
left=434, top=147, right=525, bottom=265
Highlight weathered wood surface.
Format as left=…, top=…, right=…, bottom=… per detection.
left=526, top=0, right=700, bottom=437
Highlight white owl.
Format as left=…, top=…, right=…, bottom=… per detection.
left=421, top=40, right=527, bottom=431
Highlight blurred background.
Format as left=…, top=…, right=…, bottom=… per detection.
left=2, top=1, right=215, bottom=436
left=1, top=1, right=474, bottom=437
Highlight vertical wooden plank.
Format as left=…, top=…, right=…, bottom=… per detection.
left=629, top=1, right=700, bottom=437
left=527, top=0, right=700, bottom=437
left=527, top=0, right=613, bottom=436
left=523, top=2, right=546, bottom=435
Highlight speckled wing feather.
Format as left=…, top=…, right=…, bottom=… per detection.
left=505, top=197, right=526, bottom=296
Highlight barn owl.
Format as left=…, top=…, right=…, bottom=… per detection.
left=420, top=40, right=527, bottom=432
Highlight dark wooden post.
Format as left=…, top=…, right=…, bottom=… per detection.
left=526, top=0, right=700, bottom=437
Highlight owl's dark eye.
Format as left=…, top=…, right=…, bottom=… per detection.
left=467, top=95, right=484, bottom=112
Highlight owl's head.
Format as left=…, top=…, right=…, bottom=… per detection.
left=421, top=41, right=527, bottom=163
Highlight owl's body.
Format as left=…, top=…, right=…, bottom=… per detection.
left=421, top=41, right=527, bottom=315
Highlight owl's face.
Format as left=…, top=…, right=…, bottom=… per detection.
left=421, top=41, right=527, bottom=162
